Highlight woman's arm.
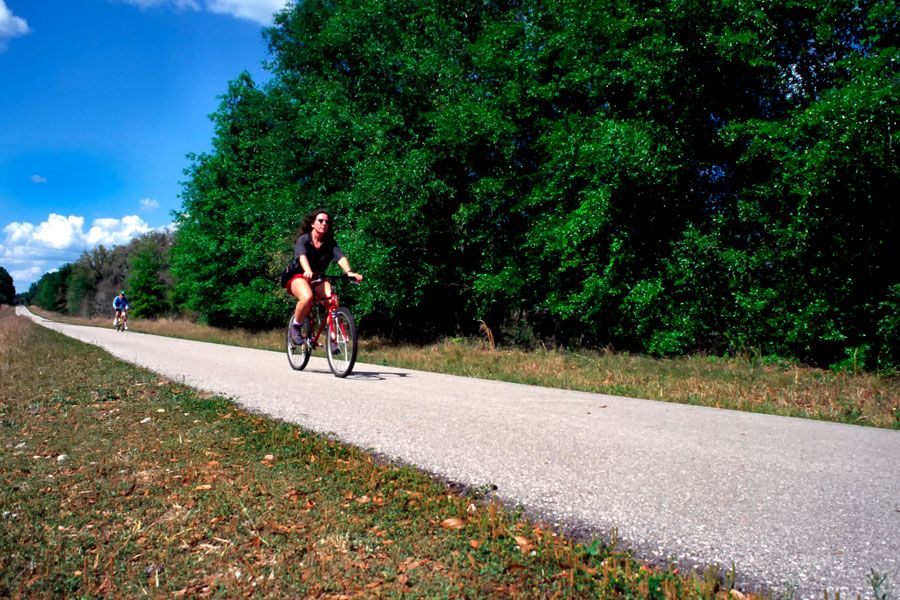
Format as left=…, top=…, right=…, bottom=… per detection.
left=336, top=257, right=363, bottom=282
left=299, top=255, right=314, bottom=280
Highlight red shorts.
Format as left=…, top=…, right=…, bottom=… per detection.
left=286, top=275, right=326, bottom=296
left=286, top=273, right=304, bottom=293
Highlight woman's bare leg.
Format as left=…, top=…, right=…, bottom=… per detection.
left=290, top=279, right=328, bottom=324
left=290, top=278, right=314, bottom=324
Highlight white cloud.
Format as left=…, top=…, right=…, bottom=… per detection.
left=0, top=213, right=155, bottom=291
left=86, top=215, right=153, bottom=246
left=140, top=197, right=160, bottom=212
left=31, top=214, right=86, bottom=249
left=0, top=0, right=31, bottom=51
left=4, top=221, right=34, bottom=245
left=119, top=0, right=289, bottom=25
left=30, top=174, right=47, bottom=184
left=206, top=0, right=290, bottom=24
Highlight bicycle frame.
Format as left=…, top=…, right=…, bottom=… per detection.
left=304, top=287, right=343, bottom=350
left=114, top=309, right=128, bottom=331
left=286, top=274, right=359, bottom=377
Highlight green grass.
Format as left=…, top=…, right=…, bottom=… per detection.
left=2, top=306, right=766, bottom=598
left=30, top=307, right=900, bottom=429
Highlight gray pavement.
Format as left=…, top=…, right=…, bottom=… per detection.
left=18, top=306, right=900, bottom=599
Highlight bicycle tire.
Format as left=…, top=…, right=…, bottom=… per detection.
left=326, top=306, right=357, bottom=378
left=286, top=315, right=311, bottom=371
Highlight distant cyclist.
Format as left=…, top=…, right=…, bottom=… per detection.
left=113, top=291, right=130, bottom=330
left=286, top=209, right=362, bottom=339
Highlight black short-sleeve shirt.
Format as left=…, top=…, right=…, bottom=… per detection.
left=293, top=233, right=346, bottom=274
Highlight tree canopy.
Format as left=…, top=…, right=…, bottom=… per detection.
left=33, top=0, right=900, bottom=371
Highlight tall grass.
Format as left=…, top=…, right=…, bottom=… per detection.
left=0, top=306, right=30, bottom=374
left=360, top=337, right=900, bottom=429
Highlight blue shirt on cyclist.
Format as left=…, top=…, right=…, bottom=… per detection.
left=113, top=292, right=130, bottom=311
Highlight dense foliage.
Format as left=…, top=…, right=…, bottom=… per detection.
left=126, top=232, right=174, bottom=319
left=171, top=0, right=898, bottom=369
left=30, top=0, right=900, bottom=371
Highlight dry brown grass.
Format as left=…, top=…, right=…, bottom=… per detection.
left=0, top=305, right=31, bottom=374
left=359, top=337, right=900, bottom=429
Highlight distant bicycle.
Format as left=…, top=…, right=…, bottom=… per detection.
left=286, top=274, right=359, bottom=377
left=113, top=291, right=130, bottom=332
left=114, top=308, right=129, bottom=332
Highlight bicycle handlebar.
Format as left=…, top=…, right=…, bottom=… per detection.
left=309, top=274, right=361, bottom=286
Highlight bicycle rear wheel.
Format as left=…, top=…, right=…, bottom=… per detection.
left=326, top=307, right=357, bottom=378
left=286, top=315, right=311, bottom=371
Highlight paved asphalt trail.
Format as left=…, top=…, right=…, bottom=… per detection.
left=19, top=307, right=900, bottom=599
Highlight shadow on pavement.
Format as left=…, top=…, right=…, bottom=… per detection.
left=349, top=370, right=410, bottom=381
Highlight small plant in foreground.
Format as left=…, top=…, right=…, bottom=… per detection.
left=870, top=569, right=891, bottom=600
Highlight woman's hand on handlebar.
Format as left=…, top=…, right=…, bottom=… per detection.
left=346, top=271, right=363, bottom=283
left=304, top=272, right=329, bottom=285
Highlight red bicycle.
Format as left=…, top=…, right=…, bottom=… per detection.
left=286, top=275, right=359, bottom=377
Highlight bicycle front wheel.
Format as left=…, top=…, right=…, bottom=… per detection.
left=326, top=307, right=357, bottom=378
left=286, top=315, right=311, bottom=371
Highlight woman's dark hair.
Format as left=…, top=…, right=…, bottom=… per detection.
left=295, top=208, right=335, bottom=243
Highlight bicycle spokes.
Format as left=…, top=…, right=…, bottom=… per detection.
left=325, top=307, right=357, bottom=377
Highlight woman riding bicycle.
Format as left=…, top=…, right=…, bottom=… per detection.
left=286, top=209, right=363, bottom=339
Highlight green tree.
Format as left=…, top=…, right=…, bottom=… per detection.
left=172, top=73, right=296, bottom=329
left=263, top=0, right=489, bottom=335
left=29, top=264, right=72, bottom=313
left=65, top=264, right=96, bottom=316
left=697, top=0, right=900, bottom=365
left=0, top=266, right=14, bottom=304
left=126, top=234, right=173, bottom=319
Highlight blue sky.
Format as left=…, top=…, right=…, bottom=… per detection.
left=1, top=0, right=289, bottom=292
